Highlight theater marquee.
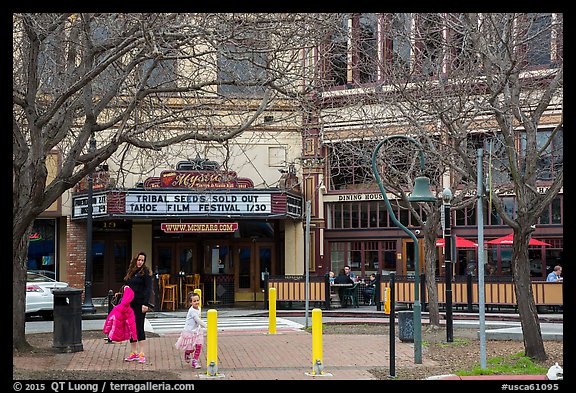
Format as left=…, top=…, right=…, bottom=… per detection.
left=72, top=159, right=303, bottom=220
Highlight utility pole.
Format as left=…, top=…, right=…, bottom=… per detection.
left=82, top=135, right=97, bottom=314
left=442, top=188, right=453, bottom=342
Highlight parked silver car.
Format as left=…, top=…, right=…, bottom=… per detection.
left=26, top=271, right=69, bottom=319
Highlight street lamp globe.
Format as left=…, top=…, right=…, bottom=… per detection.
left=442, top=187, right=453, bottom=204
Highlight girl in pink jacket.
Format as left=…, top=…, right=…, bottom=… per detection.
left=103, top=286, right=137, bottom=343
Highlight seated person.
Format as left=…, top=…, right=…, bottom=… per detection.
left=334, top=268, right=353, bottom=303
left=328, top=271, right=335, bottom=293
left=546, top=265, right=563, bottom=282
left=328, top=271, right=335, bottom=284
left=344, top=265, right=357, bottom=281
left=362, top=274, right=376, bottom=304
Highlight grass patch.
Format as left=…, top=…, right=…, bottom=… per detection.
left=456, top=351, right=548, bottom=376
left=436, top=338, right=470, bottom=347
left=422, top=337, right=469, bottom=347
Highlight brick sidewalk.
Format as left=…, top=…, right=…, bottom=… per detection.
left=47, top=329, right=437, bottom=380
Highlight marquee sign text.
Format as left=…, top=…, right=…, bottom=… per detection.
left=125, top=192, right=271, bottom=215
left=161, top=222, right=239, bottom=233
left=72, top=193, right=108, bottom=218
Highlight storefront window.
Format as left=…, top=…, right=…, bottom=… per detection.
left=332, top=204, right=342, bottom=228
left=349, top=242, right=362, bottom=270
left=383, top=250, right=396, bottom=272
left=343, top=204, right=351, bottom=228
left=330, top=242, right=346, bottom=275
left=378, top=202, right=388, bottom=227
left=500, top=249, right=512, bottom=275
left=157, top=246, right=173, bottom=275
left=551, top=197, right=561, bottom=224
left=455, top=208, right=465, bottom=226
left=27, top=219, right=57, bottom=279
left=539, top=205, right=550, bottom=224
left=365, top=241, right=379, bottom=274
left=329, top=240, right=398, bottom=276
left=545, top=238, right=563, bottom=276
left=179, top=248, right=194, bottom=274
left=502, top=197, right=516, bottom=220
left=528, top=249, right=545, bottom=278
left=219, top=246, right=232, bottom=274
left=360, top=203, right=369, bottom=227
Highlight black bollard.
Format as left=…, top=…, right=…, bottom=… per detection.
left=388, top=272, right=396, bottom=378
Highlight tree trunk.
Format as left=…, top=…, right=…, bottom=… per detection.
left=13, top=223, right=33, bottom=352
left=512, top=233, right=547, bottom=361
left=424, top=235, right=440, bottom=327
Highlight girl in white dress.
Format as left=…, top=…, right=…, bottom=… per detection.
left=175, top=292, right=206, bottom=369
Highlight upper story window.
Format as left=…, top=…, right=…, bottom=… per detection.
left=524, top=13, right=553, bottom=67
left=325, top=13, right=379, bottom=88
left=217, top=33, right=268, bottom=97
left=140, top=58, right=177, bottom=89
left=520, top=128, right=563, bottom=180
left=385, top=13, right=412, bottom=78
left=327, top=138, right=442, bottom=192
left=321, top=13, right=560, bottom=90
left=356, top=13, right=378, bottom=84
left=414, top=13, right=444, bottom=78
left=90, top=21, right=123, bottom=95
left=539, top=195, right=562, bottom=225
left=328, top=141, right=375, bottom=190
left=326, top=14, right=350, bottom=87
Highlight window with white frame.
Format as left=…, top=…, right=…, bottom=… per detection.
left=322, top=13, right=560, bottom=89
left=268, top=146, right=286, bottom=167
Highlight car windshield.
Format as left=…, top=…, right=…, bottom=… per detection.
left=27, top=272, right=55, bottom=282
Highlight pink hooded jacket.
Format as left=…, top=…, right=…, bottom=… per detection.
left=103, top=286, right=137, bottom=342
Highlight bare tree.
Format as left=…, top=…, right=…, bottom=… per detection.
left=317, top=13, right=562, bottom=360
left=318, top=14, right=452, bottom=328
left=12, top=13, right=338, bottom=351
left=379, top=13, right=562, bottom=360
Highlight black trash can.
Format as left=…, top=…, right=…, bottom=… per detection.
left=52, top=288, right=83, bottom=353
left=398, top=310, right=414, bottom=343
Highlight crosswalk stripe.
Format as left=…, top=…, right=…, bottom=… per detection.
left=148, top=316, right=304, bottom=334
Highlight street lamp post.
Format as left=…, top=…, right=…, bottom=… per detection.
left=442, top=188, right=453, bottom=342
left=371, top=135, right=436, bottom=365
left=82, top=134, right=97, bottom=314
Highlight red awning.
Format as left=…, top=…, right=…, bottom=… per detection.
left=486, top=233, right=551, bottom=246
left=436, top=236, right=478, bottom=248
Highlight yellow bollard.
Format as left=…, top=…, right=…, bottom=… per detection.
left=206, top=309, right=218, bottom=376
left=194, top=288, right=202, bottom=313
left=268, top=287, right=277, bottom=334
left=311, top=308, right=324, bottom=375
left=384, top=287, right=390, bottom=315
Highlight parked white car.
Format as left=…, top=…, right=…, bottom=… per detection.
left=26, top=271, right=69, bottom=319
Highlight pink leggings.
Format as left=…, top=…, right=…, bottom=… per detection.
left=185, top=344, right=202, bottom=362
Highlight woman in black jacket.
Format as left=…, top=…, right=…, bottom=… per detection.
left=123, top=251, right=153, bottom=363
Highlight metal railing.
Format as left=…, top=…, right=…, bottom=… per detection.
left=265, top=273, right=563, bottom=311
